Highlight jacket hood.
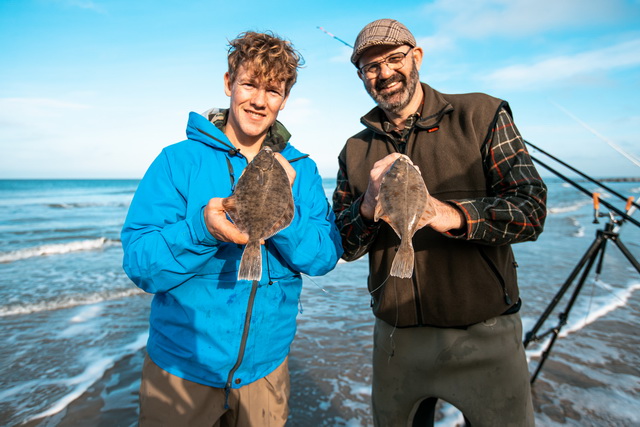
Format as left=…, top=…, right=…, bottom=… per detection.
left=185, top=108, right=297, bottom=156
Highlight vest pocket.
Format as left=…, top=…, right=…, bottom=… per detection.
left=477, top=246, right=512, bottom=305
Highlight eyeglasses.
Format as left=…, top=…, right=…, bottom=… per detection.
left=358, top=48, right=413, bottom=79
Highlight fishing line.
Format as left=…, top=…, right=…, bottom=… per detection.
left=387, top=279, right=399, bottom=361
left=301, top=273, right=331, bottom=295
left=550, top=100, right=640, bottom=169
left=368, top=273, right=399, bottom=359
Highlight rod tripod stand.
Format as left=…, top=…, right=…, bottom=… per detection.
left=523, top=215, right=640, bottom=384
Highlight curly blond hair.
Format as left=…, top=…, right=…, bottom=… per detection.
left=227, top=31, right=303, bottom=96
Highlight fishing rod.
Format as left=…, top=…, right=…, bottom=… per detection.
left=524, top=140, right=639, bottom=383
left=317, top=26, right=353, bottom=48
left=525, top=139, right=640, bottom=213
left=529, top=153, right=639, bottom=230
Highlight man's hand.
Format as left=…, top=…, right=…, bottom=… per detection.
left=360, top=153, right=466, bottom=234
left=274, top=153, right=296, bottom=186
left=204, top=198, right=249, bottom=244
left=360, top=153, right=405, bottom=220
left=419, top=197, right=466, bottom=234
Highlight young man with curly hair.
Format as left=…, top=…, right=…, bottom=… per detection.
left=122, top=31, right=342, bottom=426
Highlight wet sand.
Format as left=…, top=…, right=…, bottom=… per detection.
left=21, top=288, right=640, bottom=427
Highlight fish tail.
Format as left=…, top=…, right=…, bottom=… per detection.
left=390, top=239, right=414, bottom=279
left=238, top=241, right=262, bottom=281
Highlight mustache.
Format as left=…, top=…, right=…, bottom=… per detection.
left=375, top=73, right=405, bottom=92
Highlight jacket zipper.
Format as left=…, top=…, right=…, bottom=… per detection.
left=224, top=279, right=259, bottom=408
left=478, top=249, right=512, bottom=305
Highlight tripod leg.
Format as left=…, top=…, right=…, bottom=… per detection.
left=594, top=239, right=608, bottom=280
left=524, top=231, right=605, bottom=347
left=529, top=243, right=601, bottom=383
left=612, top=237, right=640, bottom=274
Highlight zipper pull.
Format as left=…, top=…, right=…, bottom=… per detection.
left=504, top=291, right=512, bottom=305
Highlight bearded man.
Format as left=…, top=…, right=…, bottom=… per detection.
left=332, top=19, right=547, bottom=427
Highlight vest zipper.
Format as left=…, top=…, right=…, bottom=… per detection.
left=478, top=249, right=512, bottom=305
left=411, top=268, right=424, bottom=325
left=224, top=279, right=259, bottom=408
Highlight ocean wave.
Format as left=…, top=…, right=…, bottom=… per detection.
left=47, top=202, right=129, bottom=209
left=547, top=199, right=591, bottom=214
left=19, top=332, right=148, bottom=424
left=0, top=237, right=114, bottom=263
left=570, top=217, right=585, bottom=238
left=525, top=281, right=640, bottom=360
left=0, top=287, right=145, bottom=317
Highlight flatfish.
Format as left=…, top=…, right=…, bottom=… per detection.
left=222, top=147, right=294, bottom=281
left=374, top=155, right=433, bottom=278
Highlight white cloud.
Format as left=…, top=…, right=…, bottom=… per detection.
left=0, top=97, right=91, bottom=142
left=482, top=38, right=640, bottom=89
left=420, top=0, right=629, bottom=39
left=0, top=98, right=89, bottom=117
left=416, top=35, right=455, bottom=56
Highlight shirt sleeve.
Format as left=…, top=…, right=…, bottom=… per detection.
left=331, top=158, right=382, bottom=261
left=447, top=107, right=548, bottom=245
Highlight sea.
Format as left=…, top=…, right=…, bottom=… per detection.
left=0, top=177, right=638, bottom=427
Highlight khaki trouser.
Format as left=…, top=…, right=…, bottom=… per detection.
left=372, top=313, right=534, bottom=427
left=139, top=355, right=290, bottom=427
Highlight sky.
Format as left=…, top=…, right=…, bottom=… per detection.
left=1, top=0, right=639, bottom=180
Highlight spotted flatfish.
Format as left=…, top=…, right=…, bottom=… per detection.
left=374, top=155, right=433, bottom=278
left=222, top=147, right=294, bottom=281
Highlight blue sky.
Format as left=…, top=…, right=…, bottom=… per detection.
left=1, top=0, right=639, bottom=179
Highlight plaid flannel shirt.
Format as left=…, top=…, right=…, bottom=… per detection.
left=332, top=107, right=547, bottom=261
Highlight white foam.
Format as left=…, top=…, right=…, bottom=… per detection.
left=547, top=199, right=590, bottom=214
left=571, top=217, right=586, bottom=237
left=24, top=333, right=148, bottom=424
left=560, top=281, right=640, bottom=337
left=0, top=287, right=144, bottom=317
left=0, top=238, right=112, bottom=263
left=526, top=281, right=640, bottom=360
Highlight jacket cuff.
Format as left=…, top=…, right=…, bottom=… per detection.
left=192, top=206, right=219, bottom=246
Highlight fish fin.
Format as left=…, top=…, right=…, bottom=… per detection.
left=374, top=201, right=383, bottom=222
left=222, top=196, right=239, bottom=224
left=390, top=238, right=414, bottom=278
left=238, top=240, right=262, bottom=281
left=264, top=203, right=294, bottom=240
left=416, top=196, right=437, bottom=230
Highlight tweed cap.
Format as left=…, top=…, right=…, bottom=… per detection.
left=351, top=19, right=416, bottom=66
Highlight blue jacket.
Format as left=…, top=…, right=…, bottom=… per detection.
left=121, top=109, right=343, bottom=389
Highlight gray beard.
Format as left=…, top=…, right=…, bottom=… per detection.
left=368, top=65, right=419, bottom=114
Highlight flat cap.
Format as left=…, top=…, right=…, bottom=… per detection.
left=351, top=19, right=416, bottom=66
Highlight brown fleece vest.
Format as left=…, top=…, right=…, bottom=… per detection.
left=340, top=83, right=519, bottom=327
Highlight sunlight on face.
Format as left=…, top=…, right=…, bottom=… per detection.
left=224, top=65, right=289, bottom=146
left=358, top=45, right=421, bottom=114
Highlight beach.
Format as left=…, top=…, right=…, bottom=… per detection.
left=1, top=178, right=639, bottom=426
left=17, top=270, right=640, bottom=427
